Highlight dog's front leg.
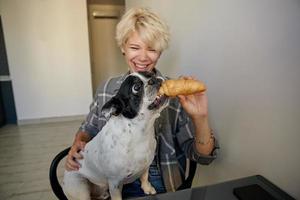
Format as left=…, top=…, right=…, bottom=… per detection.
left=108, top=179, right=123, bottom=200
left=140, top=168, right=157, bottom=195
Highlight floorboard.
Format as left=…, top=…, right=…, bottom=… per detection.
left=0, top=120, right=79, bottom=200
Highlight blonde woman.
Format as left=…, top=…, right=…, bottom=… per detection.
left=66, top=7, right=219, bottom=198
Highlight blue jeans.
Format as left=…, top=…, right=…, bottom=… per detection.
left=122, top=165, right=166, bottom=198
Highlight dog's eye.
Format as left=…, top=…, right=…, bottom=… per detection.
left=132, top=84, right=141, bottom=94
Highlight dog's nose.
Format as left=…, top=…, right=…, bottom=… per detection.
left=148, top=79, right=155, bottom=85
left=148, top=78, right=162, bottom=85
left=157, top=78, right=163, bottom=85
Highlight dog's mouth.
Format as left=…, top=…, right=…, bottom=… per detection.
left=148, top=94, right=168, bottom=110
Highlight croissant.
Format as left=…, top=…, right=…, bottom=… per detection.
left=158, top=79, right=206, bottom=97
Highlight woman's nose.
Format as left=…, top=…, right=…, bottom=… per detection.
left=139, top=50, right=149, bottom=61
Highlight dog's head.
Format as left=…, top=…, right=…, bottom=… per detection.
left=101, top=72, right=168, bottom=119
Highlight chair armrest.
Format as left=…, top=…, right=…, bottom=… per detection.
left=49, top=147, right=71, bottom=200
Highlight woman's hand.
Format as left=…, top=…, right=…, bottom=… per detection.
left=65, top=131, right=91, bottom=171
left=177, top=76, right=208, bottom=120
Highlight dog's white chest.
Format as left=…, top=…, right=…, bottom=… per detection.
left=79, top=116, right=156, bottom=184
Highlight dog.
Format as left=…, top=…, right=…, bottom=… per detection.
left=63, top=71, right=168, bottom=200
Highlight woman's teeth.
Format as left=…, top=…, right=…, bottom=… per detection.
left=135, top=63, right=148, bottom=68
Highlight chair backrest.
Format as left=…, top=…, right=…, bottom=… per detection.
left=49, top=147, right=197, bottom=199
left=176, top=159, right=197, bottom=190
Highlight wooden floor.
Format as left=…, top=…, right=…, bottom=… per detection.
left=0, top=120, right=80, bottom=200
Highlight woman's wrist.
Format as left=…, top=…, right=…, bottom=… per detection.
left=191, top=115, right=209, bottom=129
left=193, top=120, right=215, bottom=155
left=190, top=113, right=208, bottom=122
left=195, top=133, right=214, bottom=145
left=192, top=116, right=212, bottom=144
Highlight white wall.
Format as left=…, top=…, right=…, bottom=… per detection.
left=0, top=0, right=93, bottom=121
left=127, top=0, right=300, bottom=198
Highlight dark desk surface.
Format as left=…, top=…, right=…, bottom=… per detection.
left=131, top=175, right=295, bottom=200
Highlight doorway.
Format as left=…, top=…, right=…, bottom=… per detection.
left=0, top=16, right=17, bottom=126
left=87, top=0, right=127, bottom=94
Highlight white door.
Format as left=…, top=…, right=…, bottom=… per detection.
left=88, top=4, right=127, bottom=94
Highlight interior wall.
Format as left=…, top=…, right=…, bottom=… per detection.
left=0, top=0, right=93, bottom=121
left=126, top=0, right=300, bottom=198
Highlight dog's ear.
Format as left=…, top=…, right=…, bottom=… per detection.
left=101, top=97, right=125, bottom=119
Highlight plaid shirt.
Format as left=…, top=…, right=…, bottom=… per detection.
left=79, top=70, right=219, bottom=192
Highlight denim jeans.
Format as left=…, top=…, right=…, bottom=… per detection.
left=122, top=164, right=166, bottom=198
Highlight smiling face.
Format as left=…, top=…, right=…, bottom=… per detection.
left=122, top=32, right=161, bottom=73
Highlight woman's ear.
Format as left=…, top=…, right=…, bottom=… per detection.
left=121, top=47, right=125, bottom=55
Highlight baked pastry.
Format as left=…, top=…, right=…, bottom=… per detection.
left=158, top=79, right=206, bottom=97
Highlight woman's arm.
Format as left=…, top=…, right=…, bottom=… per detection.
left=178, top=88, right=215, bottom=155
left=176, top=76, right=219, bottom=164
left=65, top=131, right=92, bottom=171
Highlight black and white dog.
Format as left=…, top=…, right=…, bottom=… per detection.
left=63, top=72, right=168, bottom=200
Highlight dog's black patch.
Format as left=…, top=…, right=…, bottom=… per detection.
left=102, top=76, right=144, bottom=119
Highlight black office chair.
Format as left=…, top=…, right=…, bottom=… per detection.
left=49, top=147, right=197, bottom=200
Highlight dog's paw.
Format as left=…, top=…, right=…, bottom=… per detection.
left=92, top=191, right=110, bottom=200
left=141, top=182, right=157, bottom=195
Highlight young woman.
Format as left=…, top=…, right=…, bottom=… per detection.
left=65, top=7, right=219, bottom=198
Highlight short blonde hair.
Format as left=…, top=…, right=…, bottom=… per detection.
left=116, top=7, right=170, bottom=52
